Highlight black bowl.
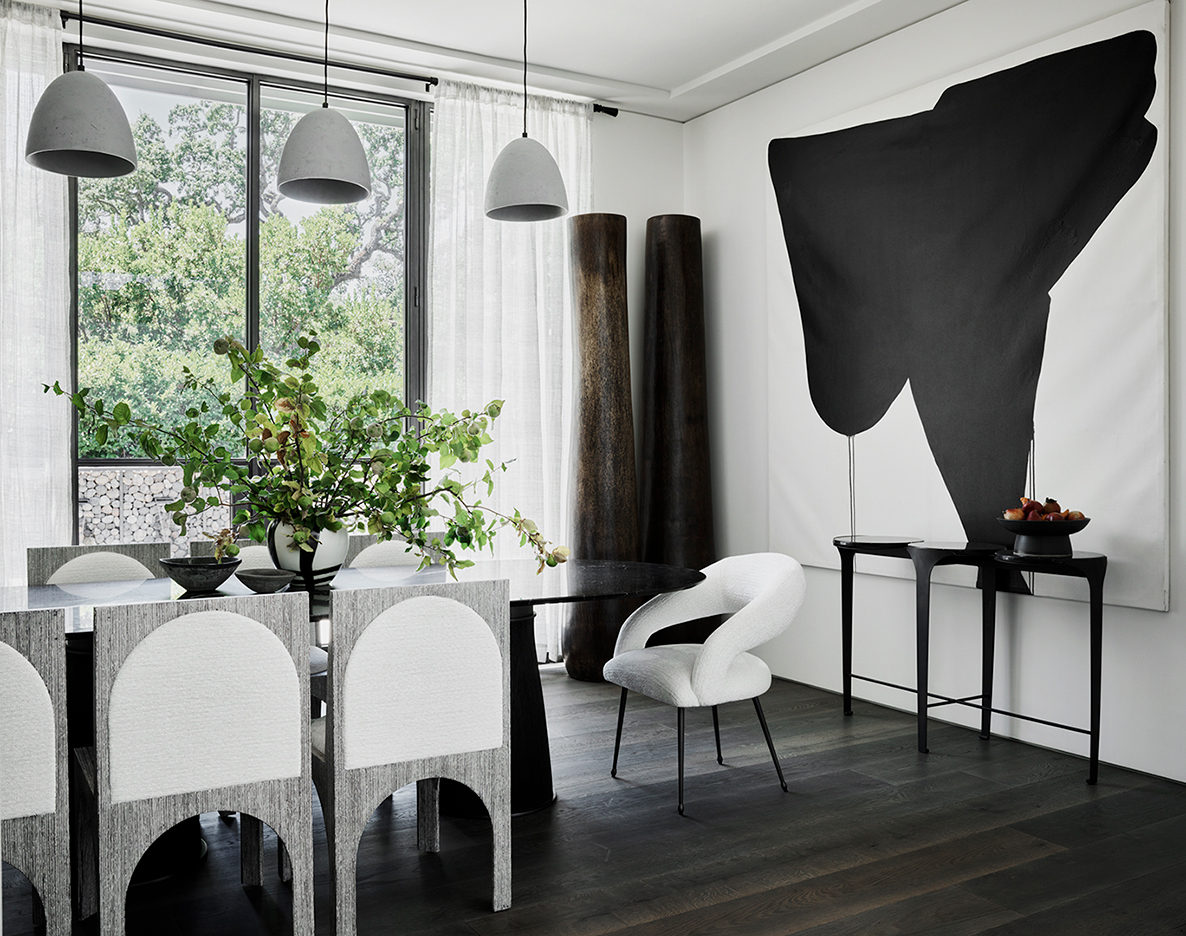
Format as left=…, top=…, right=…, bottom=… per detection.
left=159, top=556, right=241, bottom=594
left=998, top=517, right=1090, bottom=558
left=235, top=568, right=297, bottom=594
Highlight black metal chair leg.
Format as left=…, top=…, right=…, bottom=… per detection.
left=677, top=707, right=686, bottom=815
left=712, top=705, right=723, bottom=764
left=753, top=697, right=787, bottom=791
left=611, top=687, right=628, bottom=778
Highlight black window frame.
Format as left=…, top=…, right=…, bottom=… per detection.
left=65, top=41, right=430, bottom=534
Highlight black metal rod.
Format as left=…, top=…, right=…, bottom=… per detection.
left=593, top=103, right=619, bottom=117
left=60, top=11, right=438, bottom=89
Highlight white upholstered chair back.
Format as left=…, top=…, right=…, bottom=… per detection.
left=348, top=538, right=423, bottom=570
left=105, top=609, right=302, bottom=802
left=340, top=595, right=502, bottom=768
left=0, top=609, right=69, bottom=936
left=0, top=643, right=55, bottom=819
left=27, top=542, right=171, bottom=586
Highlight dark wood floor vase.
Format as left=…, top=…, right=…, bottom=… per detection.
left=5, top=670, right=1186, bottom=935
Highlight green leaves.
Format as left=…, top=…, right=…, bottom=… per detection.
left=54, top=331, right=569, bottom=576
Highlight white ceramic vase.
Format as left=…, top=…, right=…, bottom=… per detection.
left=266, top=521, right=350, bottom=591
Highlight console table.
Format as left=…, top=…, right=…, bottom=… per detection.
left=835, top=536, right=1108, bottom=784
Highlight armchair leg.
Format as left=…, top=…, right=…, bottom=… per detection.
left=753, top=697, right=788, bottom=791
left=611, top=687, right=628, bottom=778
left=677, top=707, right=686, bottom=816
left=711, top=706, right=723, bottom=764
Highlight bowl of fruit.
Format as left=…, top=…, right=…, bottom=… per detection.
left=998, top=498, right=1089, bottom=557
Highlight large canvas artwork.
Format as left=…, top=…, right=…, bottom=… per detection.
left=766, top=2, right=1168, bottom=610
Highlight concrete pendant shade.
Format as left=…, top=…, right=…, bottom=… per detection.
left=25, top=69, right=137, bottom=178
left=484, top=136, right=568, bottom=221
left=277, top=105, right=371, bottom=204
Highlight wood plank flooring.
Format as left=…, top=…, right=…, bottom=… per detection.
left=5, top=664, right=1186, bottom=935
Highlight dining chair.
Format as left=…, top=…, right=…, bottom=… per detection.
left=602, top=552, right=807, bottom=814
left=0, top=608, right=69, bottom=936
left=316, top=580, right=511, bottom=935
left=90, top=592, right=314, bottom=935
left=26, top=542, right=171, bottom=587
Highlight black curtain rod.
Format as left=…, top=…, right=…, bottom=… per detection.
left=61, top=11, right=438, bottom=91
left=593, top=103, right=618, bottom=117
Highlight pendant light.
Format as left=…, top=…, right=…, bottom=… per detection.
left=25, top=0, right=137, bottom=177
left=484, top=0, right=568, bottom=222
left=277, top=0, right=371, bottom=204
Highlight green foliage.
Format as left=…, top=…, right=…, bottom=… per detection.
left=76, top=97, right=407, bottom=459
left=48, top=336, right=569, bottom=575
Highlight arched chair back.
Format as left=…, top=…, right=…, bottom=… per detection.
left=348, top=538, right=424, bottom=569
left=604, top=552, right=807, bottom=813
left=92, top=592, right=313, bottom=935
left=0, top=609, right=68, bottom=936
left=27, top=542, right=170, bottom=587
left=315, top=581, right=510, bottom=935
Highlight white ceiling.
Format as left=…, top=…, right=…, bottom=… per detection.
left=49, top=0, right=968, bottom=120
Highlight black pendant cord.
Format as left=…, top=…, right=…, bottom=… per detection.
left=524, top=0, right=533, bottom=138
left=77, top=0, right=85, bottom=69
left=322, top=0, right=329, bottom=108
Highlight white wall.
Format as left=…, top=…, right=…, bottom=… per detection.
left=591, top=111, right=686, bottom=467
left=684, top=0, right=1186, bottom=783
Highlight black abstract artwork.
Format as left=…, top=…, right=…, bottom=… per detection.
left=768, top=31, right=1157, bottom=548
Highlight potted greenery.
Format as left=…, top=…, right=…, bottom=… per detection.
left=48, top=333, right=568, bottom=589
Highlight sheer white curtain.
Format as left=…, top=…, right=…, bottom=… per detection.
left=430, top=79, right=592, bottom=660
left=0, top=1, right=72, bottom=587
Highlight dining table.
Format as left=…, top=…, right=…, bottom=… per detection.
left=11, top=556, right=706, bottom=817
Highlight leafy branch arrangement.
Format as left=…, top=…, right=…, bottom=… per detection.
left=47, top=334, right=570, bottom=574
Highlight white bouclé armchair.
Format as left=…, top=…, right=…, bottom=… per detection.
left=602, top=552, right=807, bottom=815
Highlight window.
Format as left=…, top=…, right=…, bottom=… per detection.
left=71, top=48, right=427, bottom=552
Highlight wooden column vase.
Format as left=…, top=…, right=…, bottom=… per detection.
left=639, top=215, right=717, bottom=643
left=563, top=213, right=640, bottom=681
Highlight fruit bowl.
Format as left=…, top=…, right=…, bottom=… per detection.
left=998, top=517, right=1090, bottom=558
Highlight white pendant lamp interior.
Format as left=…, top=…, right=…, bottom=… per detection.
left=25, top=0, right=137, bottom=178
left=277, top=0, right=371, bottom=204
left=484, top=0, right=568, bottom=222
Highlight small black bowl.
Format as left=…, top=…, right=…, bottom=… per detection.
left=235, top=568, right=297, bottom=594
left=998, top=517, right=1090, bottom=558
left=159, top=556, right=241, bottom=594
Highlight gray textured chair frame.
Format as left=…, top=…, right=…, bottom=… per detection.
left=0, top=609, right=69, bottom=936
left=27, top=542, right=172, bottom=586
left=603, top=553, right=808, bottom=815
left=91, top=592, right=314, bottom=935
left=317, top=581, right=511, bottom=935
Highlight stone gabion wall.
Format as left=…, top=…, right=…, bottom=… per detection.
left=78, top=467, right=232, bottom=557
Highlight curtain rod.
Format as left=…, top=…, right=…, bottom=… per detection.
left=593, top=103, right=618, bottom=117
left=61, top=11, right=438, bottom=91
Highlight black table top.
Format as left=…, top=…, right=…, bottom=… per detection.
left=7, top=558, right=705, bottom=633
left=330, top=559, right=706, bottom=608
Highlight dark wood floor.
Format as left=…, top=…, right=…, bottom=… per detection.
left=6, top=664, right=1186, bottom=935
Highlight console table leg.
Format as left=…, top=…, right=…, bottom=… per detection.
left=841, top=550, right=854, bottom=716
left=980, top=567, right=997, bottom=741
left=1088, top=573, right=1104, bottom=785
left=914, top=561, right=933, bottom=754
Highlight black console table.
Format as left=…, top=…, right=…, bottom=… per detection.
left=835, top=536, right=1108, bottom=784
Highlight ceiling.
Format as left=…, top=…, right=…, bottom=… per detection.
left=47, top=0, right=968, bottom=120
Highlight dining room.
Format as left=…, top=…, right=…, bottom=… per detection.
left=3, top=0, right=1186, bottom=934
